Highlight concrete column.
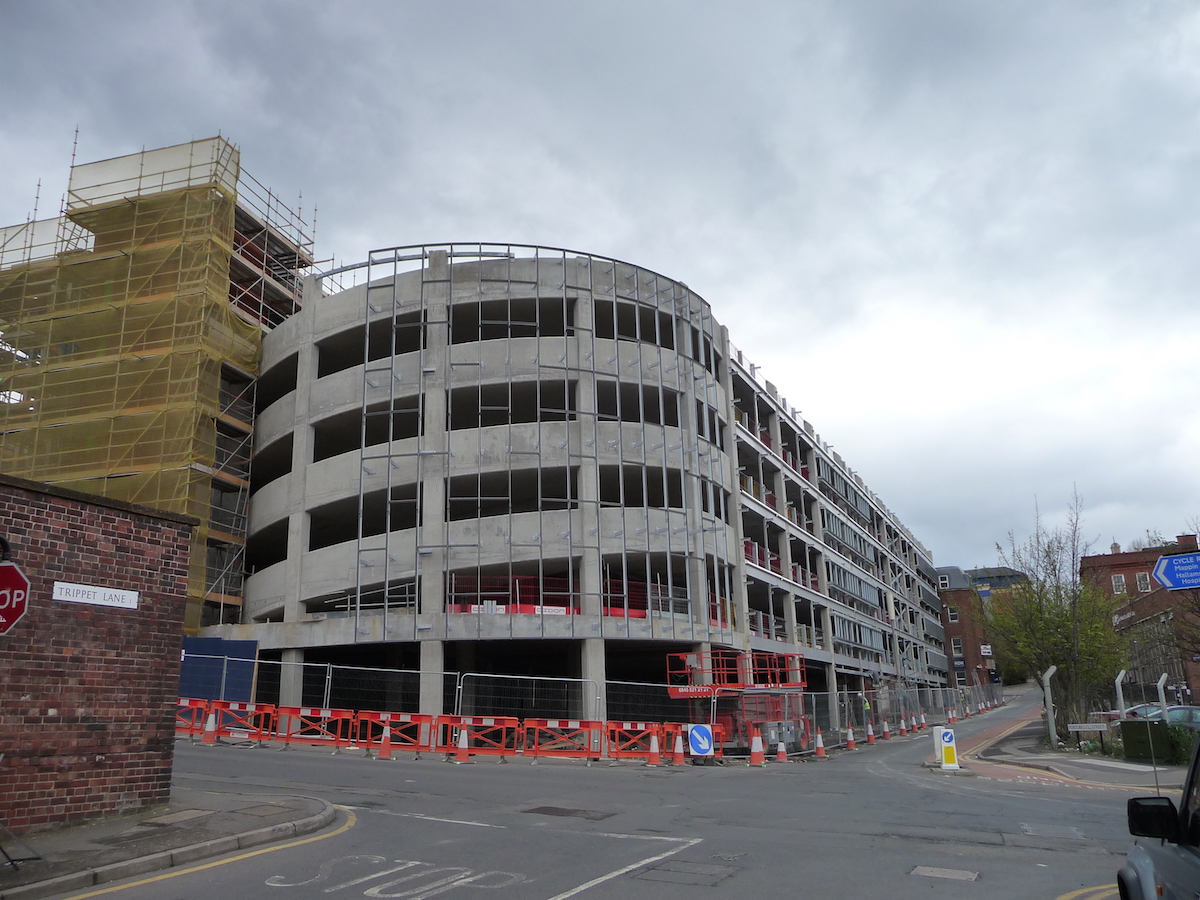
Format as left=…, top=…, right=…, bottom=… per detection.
left=280, top=647, right=304, bottom=707
left=581, top=638, right=608, bottom=721
left=418, top=251, right=450, bottom=629
left=574, top=291, right=602, bottom=618
left=419, top=639, right=445, bottom=717
left=282, top=287, right=320, bottom=624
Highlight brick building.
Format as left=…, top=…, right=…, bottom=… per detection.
left=0, top=474, right=193, bottom=834
left=937, top=567, right=992, bottom=687
left=1081, top=533, right=1200, bottom=703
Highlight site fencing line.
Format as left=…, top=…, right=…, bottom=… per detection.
left=175, top=690, right=1008, bottom=762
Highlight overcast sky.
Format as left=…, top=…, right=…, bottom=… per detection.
left=3, top=0, right=1197, bottom=568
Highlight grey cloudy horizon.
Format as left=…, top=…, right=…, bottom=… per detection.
left=3, top=0, right=1197, bottom=568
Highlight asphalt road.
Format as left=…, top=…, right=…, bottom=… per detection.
left=46, top=693, right=1135, bottom=900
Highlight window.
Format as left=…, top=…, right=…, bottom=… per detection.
left=1137, top=572, right=1152, bottom=593
left=1112, top=574, right=1127, bottom=595
left=951, top=637, right=963, bottom=657
left=938, top=574, right=950, bottom=590
left=947, top=606, right=959, bottom=623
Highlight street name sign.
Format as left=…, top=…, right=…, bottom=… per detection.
left=1153, top=552, right=1200, bottom=590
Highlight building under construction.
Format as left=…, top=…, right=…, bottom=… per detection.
left=0, top=138, right=313, bottom=632
left=1, top=138, right=946, bottom=721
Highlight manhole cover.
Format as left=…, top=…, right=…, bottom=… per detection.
left=1020, top=823, right=1085, bottom=839
left=524, top=806, right=613, bottom=821
left=636, top=861, right=737, bottom=886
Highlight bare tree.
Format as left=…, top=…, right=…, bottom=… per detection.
left=983, top=492, right=1126, bottom=739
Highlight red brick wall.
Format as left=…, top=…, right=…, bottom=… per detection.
left=0, top=475, right=194, bottom=834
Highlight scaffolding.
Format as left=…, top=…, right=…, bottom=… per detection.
left=0, top=137, right=312, bottom=632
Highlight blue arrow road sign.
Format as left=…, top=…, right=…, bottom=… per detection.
left=688, top=724, right=714, bottom=757
left=1154, top=552, right=1200, bottom=590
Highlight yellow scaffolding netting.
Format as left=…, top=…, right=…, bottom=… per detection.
left=0, top=139, right=262, bottom=633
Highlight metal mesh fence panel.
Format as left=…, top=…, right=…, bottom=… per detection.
left=455, top=674, right=596, bottom=720
left=605, top=681, right=693, bottom=723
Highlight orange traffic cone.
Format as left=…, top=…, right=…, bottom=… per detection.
left=919, top=712, right=928, bottom=731
left=948, top=707, right=956, bottom=724
left=202, top=711, right=218, bottom=746
left=814, top=727, right=827, bottom=759
left=452, top=727, right=472, bottom=764
left=749, top=730, right=766, bottom=766
left=775, top=740, right=788, bottom=763
left=671, top=733, right=686, bottom=766
left=866, top=721, right=876, bottom=745
left=846, top=726, right=856, bottom=751
left=646, top=733, right=662, bottom=767
left=898, top=716, right=908, bottom=736
left=910, top=714, right=919, bottom=733
left=377, top=724, right=393, bottom=761
left=881, top=718, right=891, bottom=740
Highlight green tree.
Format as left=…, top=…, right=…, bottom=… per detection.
left=983, top=495, right=1126, bottom=739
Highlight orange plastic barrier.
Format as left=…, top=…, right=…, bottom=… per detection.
left=207, top=700, right=275, bottom=746
left=275, top=706, right=357, bottom=752
left=605, top=721, right=663, bottom=760
left=355, top=711, right=434, bottom=757
left=522, top=719, right=603, bottom=761
left=176, top=698, right=209, bottom=740
left=433, top=715, right=520, bottom=758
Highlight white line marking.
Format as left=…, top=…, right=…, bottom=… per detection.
left=543, top=837, right=703, bottom=900
left=378, top=811, right=505, bottom=828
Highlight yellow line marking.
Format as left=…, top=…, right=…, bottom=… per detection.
left=58, top=807, right=357, bottom=899
left=1054, top=885, right=1118, bottom=900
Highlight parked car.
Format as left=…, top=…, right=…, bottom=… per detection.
left=1165, top=707, right=1200, bottom=733
left=1100, top=703, right=1163, bottom=723
left=1120, top=733, right=1200, bottom=898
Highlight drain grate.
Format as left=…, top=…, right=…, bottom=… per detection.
left=524, top=806, right=613, bottom=821
left=636, top=861, right=738, bottom=886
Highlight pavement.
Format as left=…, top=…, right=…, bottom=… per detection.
left=0, top=784, right=335, bottom=900
left=965, top=705, right=1190, bottom=791
left=0, top=691, right=1188, bottom=900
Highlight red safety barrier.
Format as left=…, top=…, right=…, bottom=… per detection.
left=433, top=715, right=520, bottom=758
left=208, top=700, right=275, bottom=746
left=275, top=706, right=357, bottom=753
left=522, top=719, right=603, bottom=762
left=176, top=698, right=210, bottom=741
left=355, top=711, right=434, bottom=758
left=605, top=722, right=663, bottom=760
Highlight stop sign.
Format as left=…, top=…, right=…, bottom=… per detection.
left=0, top=561, right=31, bottom=635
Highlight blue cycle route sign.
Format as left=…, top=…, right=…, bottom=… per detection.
left=688, top=724, right=714, bottom=757
left=1153, top=552, right=1200, bottom=590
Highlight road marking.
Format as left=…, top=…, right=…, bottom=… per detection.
left=57, top=807, right=358, bottom=899
left=378, top=811, right=505, bottom=829
left=1055, top=886, right=1118, bottom=900
left=910, top=865, right=979, bottom=881
left=543, top=836, right=703, bottom=900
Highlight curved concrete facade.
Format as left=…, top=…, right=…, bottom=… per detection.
left=207, top=244, right=948, bottom=717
